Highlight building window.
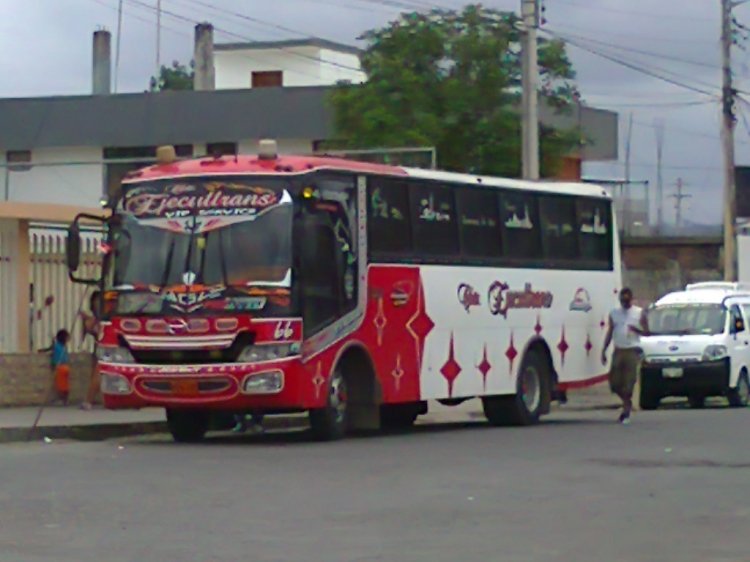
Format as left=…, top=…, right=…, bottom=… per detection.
left=206, top=142, right=237, bottom=157
left=6, top=150, right=32, bottom=171
left=252, top=71, right=283, bottom=88
left=103, top=145, right=193, bottom=160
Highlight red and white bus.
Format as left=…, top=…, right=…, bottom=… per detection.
left=66, top=141, right=621, bottom=442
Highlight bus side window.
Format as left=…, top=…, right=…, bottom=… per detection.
left=409, top=181, right=459, bottom=259
left=499, top=191, right=542, bottom=260
left=539, top=195, right=579, bottom=262
left=367, top=179, right=412, bottom=258
left=577, top=198, right=613, bottom=268
left=456, top=186, right=502, bottom=260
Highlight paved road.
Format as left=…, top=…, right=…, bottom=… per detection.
left=1, top=406, right=749, bottom=562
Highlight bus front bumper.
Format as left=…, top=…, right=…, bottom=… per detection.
left=98, top=358, right=320, bottom=411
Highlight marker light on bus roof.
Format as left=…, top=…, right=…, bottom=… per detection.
left=258, top=139, right=278, bottom=160
left=156, top=145, right=176, bottom=164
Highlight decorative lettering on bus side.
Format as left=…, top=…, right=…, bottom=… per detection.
left=457, top=283, right=480, bottom=312
left=488, top=282, right=553, bottom=318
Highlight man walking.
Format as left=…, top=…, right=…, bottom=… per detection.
left=602, top=288, right=648, bottom=424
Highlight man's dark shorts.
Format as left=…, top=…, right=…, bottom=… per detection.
left=609, top=348, right=642, bottom=396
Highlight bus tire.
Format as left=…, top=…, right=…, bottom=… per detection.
left=728, top=370, right=750, bottom=408
left=309, top=367, right=348, bottom=441
left=482, top=350, right=548, bottom=426
left=166, top=409, right=209, bottom=443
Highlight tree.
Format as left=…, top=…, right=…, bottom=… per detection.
left=149, top=60, right=194, bottom=91
left=329, top=5, right=582, bottom=177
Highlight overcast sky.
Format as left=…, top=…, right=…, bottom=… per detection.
left=1, top=0, right=749, bottom=227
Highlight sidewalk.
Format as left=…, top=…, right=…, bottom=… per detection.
left=0, top=383, right=617, bottom=444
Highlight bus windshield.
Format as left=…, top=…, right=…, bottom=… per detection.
left=648, top=304, right=726, bottom=336
left=110, top=204, right=292, bottom=289
left=105, top=178, right=293, bottom=315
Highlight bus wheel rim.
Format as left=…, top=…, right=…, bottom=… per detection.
left=521, top=365, right=541, bottom=412
left=330, top=371, right=347, bottom=423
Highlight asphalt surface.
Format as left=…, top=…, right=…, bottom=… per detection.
left=1, top=405, right=749, bottom=562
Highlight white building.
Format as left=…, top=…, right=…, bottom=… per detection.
left=214, top=39, right=365, bottom=89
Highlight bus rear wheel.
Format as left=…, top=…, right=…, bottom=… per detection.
left=309, top=368, right=348, bottom=441
left=482, top=350, right=549, bottom=426
left=166, top=409, right=209, bottom=443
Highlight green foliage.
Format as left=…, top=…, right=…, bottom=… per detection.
left=330, top=4, right=583, bottom=177
left=149, top=60, right=194, bottom=92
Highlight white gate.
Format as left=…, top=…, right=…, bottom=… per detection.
left=30, top=227, right=102, bottom=352
left=0, top=220, right=19, bottom=353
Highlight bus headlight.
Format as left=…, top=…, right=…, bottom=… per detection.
left=702, top=345, right=728, bottom=361
left=237, top=344, right=298, bottom=363
left=96, top=346, right=135, bottom=364
left=241, top=371, right=284, bottom=394
left=101, top=373, right=132, bottom=395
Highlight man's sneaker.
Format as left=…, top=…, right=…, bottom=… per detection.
left=231, top=422, right=247, bottom=433
left=618, top=411, right=632, bottom=425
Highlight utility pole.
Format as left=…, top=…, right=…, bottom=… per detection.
left=624, top=113, right=634, bottom=236
left=521, top=0, right=540, bottom=180
left=156, top=0, right=162, bottom=78
left=114, top=0, right=123, bottom=93
left=654, top=118, right=665, bottom=234
left=670, top=178, right=692, bottom=228
left=721, top=0, right=738, bottom=280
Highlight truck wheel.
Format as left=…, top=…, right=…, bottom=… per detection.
left=166, top=409, right=209, bottom=443
left=728, top=371, right=750, bottom=408
left=639, top=379, right=661, bottom=410
left=688, top=394, right=705, bottom=409
left=483, top=350, right=548, bottom=426
left=309, top=367, right=348, bottom=441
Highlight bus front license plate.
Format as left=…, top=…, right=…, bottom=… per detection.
left=662, top=367, right=684, bottom=379
left=172, top=380, right=199, bottom=395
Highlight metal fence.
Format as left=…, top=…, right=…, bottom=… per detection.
left=29, top=227, right=102, bottom=353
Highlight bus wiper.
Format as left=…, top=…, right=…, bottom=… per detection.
left=160, top=232, right=178, bottom=289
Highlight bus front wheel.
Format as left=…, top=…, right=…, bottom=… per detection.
left=309, top=368, right=348, bottom=441
left=482, top=350, right=549, bottom=426
left=166, top=409, right=209, bottom=443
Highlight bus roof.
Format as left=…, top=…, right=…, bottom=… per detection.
left=124, top=153, right=609, bottom=199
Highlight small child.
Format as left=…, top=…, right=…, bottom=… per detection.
left=51, top=330, right=71, bottom=406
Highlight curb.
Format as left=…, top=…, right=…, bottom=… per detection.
left=0, top=415, right=311, bottom=445
left=1, top=400, right=619, bottom=444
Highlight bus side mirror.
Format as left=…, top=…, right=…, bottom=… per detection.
left=66, top=223, right=81, bottom=272
left=67, top=213, right=106, bottom=285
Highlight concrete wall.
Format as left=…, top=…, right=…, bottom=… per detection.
left=621, top=237, right=723, bottom=305
left=2, top=147, right=103, bottom=206
left=215, top=46, right=364, bottom=89
left=0, top=353, right=94, bottom=407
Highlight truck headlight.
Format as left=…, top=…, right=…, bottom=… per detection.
left=101, top=373, right=132, bottom=395
left=241, top=371, right=284, bottom=394
left=702, top=345, right=728, bottom=361
left=237, top=343, right=298, bottom=363
left=96, top=346, right=135, bottom=364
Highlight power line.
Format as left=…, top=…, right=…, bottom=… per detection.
left=549, top=28, right=719, bottom=70
left=552, top=0, right=711, bottom=23
left=124, top=0, right=363, bottom=73
left=543, top=29, right=718, bottom=97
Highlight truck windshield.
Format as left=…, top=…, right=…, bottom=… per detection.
left=648, top=304, right=726, bottom=336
